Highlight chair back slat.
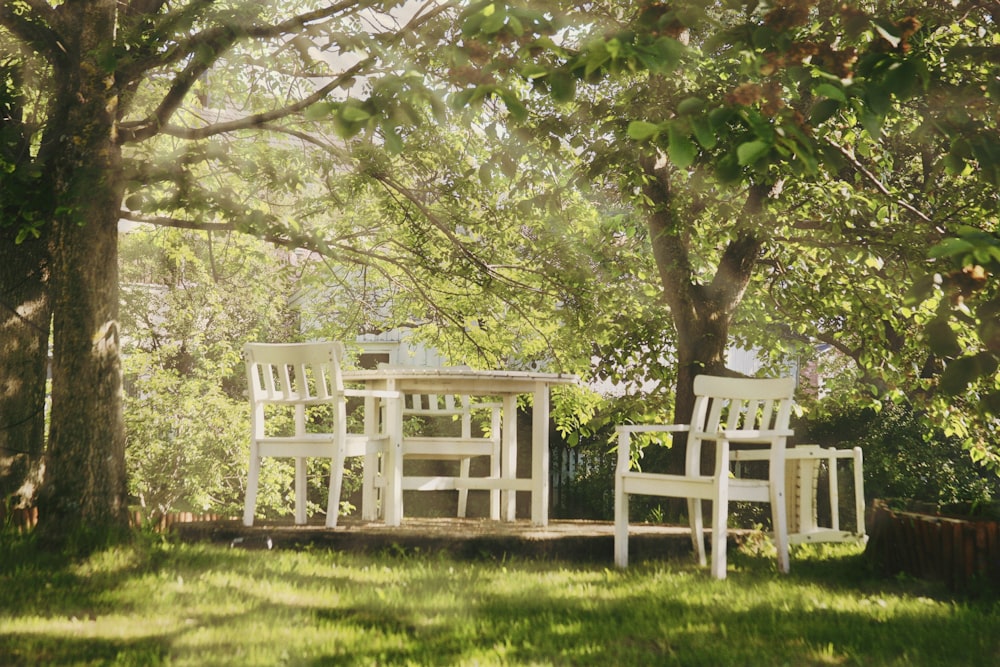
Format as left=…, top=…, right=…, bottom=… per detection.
left=691, top=375, right=795, bottom=435
left=244, top=341, right=345, bottom=404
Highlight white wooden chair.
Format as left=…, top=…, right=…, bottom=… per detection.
left=614, top=375, right=797, bottom=579
left=243, top=341, right=396, bottom=527
left=397, top=391, right=502, bottom=519
left=777, top=444, right=866, bottom=545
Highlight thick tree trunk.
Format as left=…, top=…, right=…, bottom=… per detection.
left=0, top=28, right=51, bottom=510
left=39, top=209, right=129, bottom=538
left=641, top=158, right=768, bottom=473
left=0, top=228, right=50, bottom=508
left=35, top=0, right=130, bottom=541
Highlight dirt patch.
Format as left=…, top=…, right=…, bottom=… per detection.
left=172, top=518, right=729, bottom=564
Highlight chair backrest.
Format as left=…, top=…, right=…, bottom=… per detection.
left=244, top=341, right=346, bottom=406
left=244, top=342, right=350, bottom=441
left=690, top=375, right=796, bottom=435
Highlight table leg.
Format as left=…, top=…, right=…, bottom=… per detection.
left=383, top=384, right=404, bottom=527
left=531, top=381, right=550, bottom=526
left=361, top=394, right=379, bottom=521
left=501, top=393, right=518, bottom=521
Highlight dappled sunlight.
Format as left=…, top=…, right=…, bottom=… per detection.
left=1, top=539, right=998, bottom=665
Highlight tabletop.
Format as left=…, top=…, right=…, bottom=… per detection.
left=342, top=367, right=579, bottom=394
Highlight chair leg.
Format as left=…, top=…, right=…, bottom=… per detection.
left=770, top=480, right=791, bottom=574
left=361, top=448, right=379, bottom=521
left=326, top=454, right=346, bottom=528
left=294, top=457, right=308, bottom=525
left=243, top=454, right=260, bottom=527
left=614, top=482, right=629, bottom=568
left=457, top=457, right=471, bottom=518
left=688, top=498, right=707, bottom=566
left=709, top=497, right=729, bottom=580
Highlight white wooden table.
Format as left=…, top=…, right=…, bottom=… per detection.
left=342, top=368, right=578, bottom=527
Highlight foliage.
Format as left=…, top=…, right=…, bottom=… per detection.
left=2, top=536, right=1000, bottom=665
left=447, top=0, right=1000, bottom=468
left=805, top=402, right=998, bottom=507
left=906, top=227, right=1000, bottom=469
left=119, top=227, right=362, bottom=522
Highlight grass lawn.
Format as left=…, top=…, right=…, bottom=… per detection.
left=1, top=531, right=998, bottom=666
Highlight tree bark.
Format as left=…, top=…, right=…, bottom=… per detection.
left=0, top=50, right=51, bottom=510
left=34, top=0, right=130, bottom=540
left=0, top=228, right=50, bottom=509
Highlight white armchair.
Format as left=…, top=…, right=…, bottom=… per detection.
left=614, top=375, right=797, bottom=579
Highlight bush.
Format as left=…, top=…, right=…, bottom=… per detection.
left=802, top=402, right=999, bottom=507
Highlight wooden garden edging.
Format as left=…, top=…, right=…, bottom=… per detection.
left=865, top=499, right=1000, bottom=590
left=0, top=506, right=232, bottom=534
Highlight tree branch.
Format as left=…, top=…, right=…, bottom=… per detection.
left=118, top=0, right=452, bottom=143
left=0, top=0, right=63, bottom=62
left=826, top=138, right=935, bottom=225
left=124, top=59, right=370, bottom=143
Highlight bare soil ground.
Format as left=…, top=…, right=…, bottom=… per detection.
left=172, top=518, right=734, bottom=564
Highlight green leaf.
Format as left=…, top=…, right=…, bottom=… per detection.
left=940, top=356, right=977, bottom=395
left=499, top=89, right=527, bottom=122
left=340, top=105, right=372, bottom=123
left=928, top=237, right=975, bottom=260
left=903, top=273, right=938, bottom=307
left=810, top=99, right=841, bottom=126
left=627, top=121, right=661, bottom=141
left=690, top=116, right=717, bottom=149
left=384, top=129, right=404, bottom=154
left=860, top=109, right=883, bottom=139
left=480, top=7, right=507, bottom=35
left=865, top=85, right=892, bottom=116
left=736, top=140, right=770, bottom=166
left=708, top=106, right=734, bottom=129
left=520, top=64, right=548, bottom=80
left=583, top=42, right=610, bottom=78
left=926, top=320, right=963, bottom=358
left=647, top=37, right=686, bottom=72
left=449, top=88, right=477, bottom=110
left=304, top=102, right=336, bottom=120
left=677, top=97, right=705, bottom=115
left=549, top=71, right=576, bottom=103
left=814, top=83, right=846, bottom=102
left=667, top=124, right=697, bottom=168
left=716, top=153, right=741, bottom=183
left=884, top=59, right=919, bottom=100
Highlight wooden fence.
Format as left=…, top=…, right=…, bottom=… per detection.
left=865, top=499, right=1000, bottom=590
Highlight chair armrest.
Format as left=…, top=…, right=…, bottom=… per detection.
left=615, top=424, right=692, bottom=473
left=694, top=428, right=794, bottom=444
left=616, top=424, right=691, bottom=436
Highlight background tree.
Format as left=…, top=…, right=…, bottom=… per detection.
left=0, top=26, right=51, bottom=513
left=0, top=0, right=457, bottom=541
left=451, top=0, right=999, bottom=469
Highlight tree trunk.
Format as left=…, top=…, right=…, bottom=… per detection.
left=0, top=30, right=51, bottom=510
left=0, top=228, right=50, bottom=509
left=641, top=158, right=768, bottom=473
left=35, top=0, right=130, bottom=541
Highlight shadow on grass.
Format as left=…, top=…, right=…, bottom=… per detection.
left=0, top=633, right=172, bottom=667
left=4, top=527, right=998, bottom=666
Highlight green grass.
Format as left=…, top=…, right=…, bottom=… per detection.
left=1, top=532, right=998, bottom=666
